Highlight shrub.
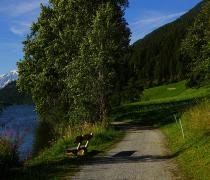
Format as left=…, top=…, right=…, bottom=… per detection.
left=0, top=128, right=24, bottom=174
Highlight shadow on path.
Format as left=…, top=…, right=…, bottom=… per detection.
left=85, top=154, right=175, bottom=166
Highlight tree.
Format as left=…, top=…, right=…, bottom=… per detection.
left=182, top=0, right=210, bottom=87
left=126, top=1, right=204, bottom=88
left=17, top=0, right=130, bottom=126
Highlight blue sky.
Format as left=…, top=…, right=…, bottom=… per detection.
left=0, top=0, right=201, bottom=74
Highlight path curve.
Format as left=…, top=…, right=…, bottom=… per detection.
left=71, top=126, right=178, bottom=180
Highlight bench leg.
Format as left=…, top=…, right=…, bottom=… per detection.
left=77, top=149, right=85, bottom=156
left=66, top=149, right=78, bottom=156
left=77, top=148, right=87, bottom=156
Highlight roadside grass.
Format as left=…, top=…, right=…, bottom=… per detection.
left=162, top=101, right=210, bottom=180
left=6, top=123, right=124, bottom=180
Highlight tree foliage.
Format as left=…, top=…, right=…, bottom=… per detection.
left=182, top=0, right=210, bottom=87
left=127, top=1, right=204, bottom=87
left=17, top=0, right=130, bottom=125
left=0, top=81, right=32, bottom=105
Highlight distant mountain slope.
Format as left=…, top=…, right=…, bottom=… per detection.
left=0, top=70, right=18, bottom=89
left=129, top=1, right=204, bottom=87
left=0, top=81, right=32, bottom=105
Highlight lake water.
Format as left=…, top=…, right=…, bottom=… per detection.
left=0, top=105, right=38, bottom=160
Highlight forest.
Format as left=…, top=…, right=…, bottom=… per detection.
left=128, top=1, right=204, bottom=87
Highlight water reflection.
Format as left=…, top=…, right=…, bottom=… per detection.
left=0, top=105, right=37, bottom=159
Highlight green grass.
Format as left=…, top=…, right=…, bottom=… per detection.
left=140, top=80, right=210, bottom=103
left=6, top=125, right=124, bottom=180
left=162, top=101, right=210, bottom=180
left=111, top=81, right=205, bottom=126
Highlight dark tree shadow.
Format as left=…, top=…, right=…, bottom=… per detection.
left=111, top=97, right=202, bottom=129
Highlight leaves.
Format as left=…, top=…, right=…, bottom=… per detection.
left=182, top=0, right=210, bottom=86
left=17, top=0, right=130, bottom=125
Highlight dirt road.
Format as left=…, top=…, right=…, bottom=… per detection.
left=71, top=126, right=178, bottom=180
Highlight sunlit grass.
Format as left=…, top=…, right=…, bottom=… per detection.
left=162, top=101, right=210, bottom=180
left=140, top=80, right=210, bottom=103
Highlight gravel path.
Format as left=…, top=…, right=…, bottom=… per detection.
left=71, top=126, right=178, bottom=180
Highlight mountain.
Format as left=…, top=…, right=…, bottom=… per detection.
left=0, top=70, right=32, bottom=105
left=0, top=81, right=33, bottom=105
left=0, top=70, right=18, bottom=89
left=128, top=1, right=204, bottom=87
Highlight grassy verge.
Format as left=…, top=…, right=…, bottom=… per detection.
left=162, top=101, right=210, bottom=180
left=7, top=123, right=124, bottom=180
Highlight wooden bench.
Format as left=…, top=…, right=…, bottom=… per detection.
left=66, top=133, right=93, bottom=156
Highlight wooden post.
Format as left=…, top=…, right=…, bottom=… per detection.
left=174, top=114, right=185, bottom=139
left=179, top=118, right=185, bottom=139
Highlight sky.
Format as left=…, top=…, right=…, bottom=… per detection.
left=0, top=0, right=202, bottom=75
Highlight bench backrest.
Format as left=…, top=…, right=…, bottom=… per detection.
left=75, top=133, right=93, bottom=150
left=75, top=133, right=93, bottom=143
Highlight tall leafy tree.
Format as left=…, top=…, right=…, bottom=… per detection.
left=66, top=2, right=130, bottom=122
left=182, top=0, right=210, bottom=86
left=17, top=0, right=130, bottom=125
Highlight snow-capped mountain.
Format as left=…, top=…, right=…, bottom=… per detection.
left=0, top=70, right=18, bottom=89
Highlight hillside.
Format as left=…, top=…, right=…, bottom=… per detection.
left=128, top=1, right=204, bottom=87
left=0, top=81, right=32, bottom=106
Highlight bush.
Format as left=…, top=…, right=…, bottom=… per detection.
left=0, top=128, right=22, bottom=174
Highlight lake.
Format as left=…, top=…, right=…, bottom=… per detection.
left=0, top=105, right=38, bottom=160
